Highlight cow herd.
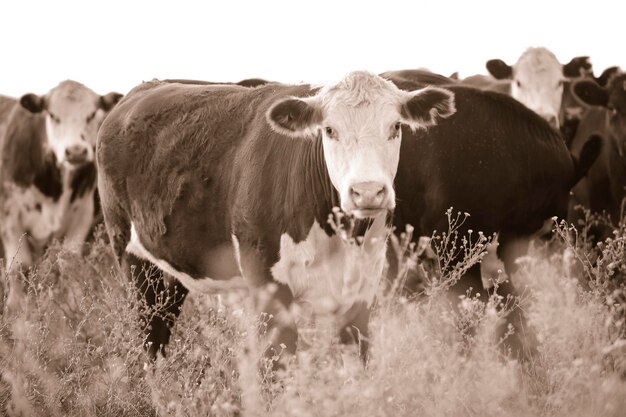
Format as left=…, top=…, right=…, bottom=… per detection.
left=0, top=46, right=623, bottom=372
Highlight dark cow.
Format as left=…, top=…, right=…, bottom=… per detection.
left=96, top=72, right=455, bottom=364
left=568, top=71, right=626, bottom=239
left=382, top=73, right=601, bottom=359
left=0, top=81, right=122, bottom=272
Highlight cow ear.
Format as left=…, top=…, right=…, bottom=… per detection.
left=266, top=97, right=323, bottom=138
left=20, top=93, right=46, bottom=113
left=99, top=92, right=124, bottom=111
left=400, top=87, right=456, bottom=130
left=573, top=80, right=609, bottom=107
left=563, top=56, right=592, bottom=78
left=595, top=66, right=621, bottom=87
left=486, top=59, right=512, bottom=80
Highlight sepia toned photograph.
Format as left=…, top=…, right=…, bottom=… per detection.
left=0, top=1, right=624, bottom=415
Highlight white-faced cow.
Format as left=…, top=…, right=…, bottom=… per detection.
left=381, top=72, right=602, bottom=360
left=0, top=81, right=123, bottom=272
left=96, top=72, right=455, bottom=364
left=567, top=70, right=626, bottom=240
left=461, top=47, right=593, bottom=131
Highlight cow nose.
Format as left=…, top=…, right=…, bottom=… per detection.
left=542, top=114, right=559, bottom=129
left=350, top=181, right=387, bottom=209
left=65, top=145, right=89, bottom=165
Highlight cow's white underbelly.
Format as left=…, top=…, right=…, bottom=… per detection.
left=271, top=215, right=389, bottom=316
left=126, top=222, right=247, bottom=293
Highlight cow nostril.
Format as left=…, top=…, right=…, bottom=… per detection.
left=376, top=187, right=386, bottom=198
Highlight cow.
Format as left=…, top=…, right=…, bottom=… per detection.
left=567, top=71, right=626, bottom=240
left=0, top=80, right=123, bottom=273
left=96, top=72, right=456, bottom=365
left=382, top=73, right=602, bottom=360
left=461, top=48, right=593, bottom=131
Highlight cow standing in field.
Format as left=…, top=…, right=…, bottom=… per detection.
left=381, top=73, right=601, bottom=359
left=96, top=71, right=456, bottom=364
left=567, top=71, right=626, bottom=238
left=0, top=81, right=123, bottom=272
left=462, top=47, right=592, bottom=133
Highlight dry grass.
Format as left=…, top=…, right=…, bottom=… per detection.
left=0, top=216, right=625, bottom=417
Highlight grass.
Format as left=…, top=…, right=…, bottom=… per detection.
left=0, top=214, right=625, bottom=417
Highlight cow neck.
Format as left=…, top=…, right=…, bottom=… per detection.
left=304, top=135, right=341, bottom=236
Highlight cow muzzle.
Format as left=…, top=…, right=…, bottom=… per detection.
left=64, top=144, right=90, bottom=165
left=348, top=181, right=390, bottom=218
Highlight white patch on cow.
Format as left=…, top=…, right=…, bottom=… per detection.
left=0, top=167, right=96, bottom=271
left=126, top=222, right=247, bottom=293
left=511, top=47, right=564, bottom=126
left=270, top=214, right=389, bottom=316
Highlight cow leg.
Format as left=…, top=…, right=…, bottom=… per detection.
left=338, top=300, right=371, bottom=364
left=495, top=234, right=538, bottom=361
left=122, top=252, right=188, bottom=360
left=1, top=226, right=35, bottom=314
left=237, top=245, right=297, bottom=369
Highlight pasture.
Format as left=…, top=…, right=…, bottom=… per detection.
left=1, top=210, right=625, bottom=417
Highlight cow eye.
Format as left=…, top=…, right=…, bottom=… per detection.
left=86, top=111, right=97, bottom=123
left=516, top=80, right=522, bottom=88
left=324, top=126, right=337, bottom=139
left=48, top=112, right=60, bottom=123
left=395, top=122, right=402, bottom=131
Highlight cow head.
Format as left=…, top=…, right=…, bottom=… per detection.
left=267, top=71, right=455, bottom=218
left=573, top=72, right=626, bottom=155
left=19, top=80, right=123, bottom=167
left=486, top=47, right=592, bottom=129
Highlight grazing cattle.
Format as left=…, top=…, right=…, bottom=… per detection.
left=463, top=47, right=592, bottom=130
left=0, top=81, right=123, bottom=272
left=568, top=71, right=626, bottom=239
left=383, top=74, right=601, bottom=359
left=96, top=72, right=456, bottom=364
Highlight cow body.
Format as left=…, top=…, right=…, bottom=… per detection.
left=0, top=81, right=122, bottom=272
left=97, top=74, right=455, bottom=363
left=383, top=74, right=600, bottom=358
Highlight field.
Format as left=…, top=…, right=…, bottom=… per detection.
left=1, top=213, right=625, bottom=417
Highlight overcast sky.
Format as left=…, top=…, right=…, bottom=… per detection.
left=1, top=0, right=622, bottom=97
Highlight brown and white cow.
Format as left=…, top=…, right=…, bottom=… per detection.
left=0, top=80, right=122, bottom=272
left=97, top=72, right=455, bottom=364
left=462, top=47, right=592, bottom=130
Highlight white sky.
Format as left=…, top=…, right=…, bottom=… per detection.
left=1, top=0, right=623, bottom=97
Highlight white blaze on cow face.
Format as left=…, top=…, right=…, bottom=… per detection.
left=512, top=48, right=564, bottom=128
left=19, top=80, right=123, bottom=167
left=267, top=71, right=455, bottom=218
left=488, top=47, right=566, bottom=129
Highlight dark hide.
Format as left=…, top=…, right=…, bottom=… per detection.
left=568, top=74, right=626, bottom=237
left=70, top=162, right=97, bottom=202
left=386, top=76, right=600, bottom=360
left=0, top=103, right=48, bottom=188
left=99, top=92, right=124, bottom=112
left=562, top=56, right=593, bottom=78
